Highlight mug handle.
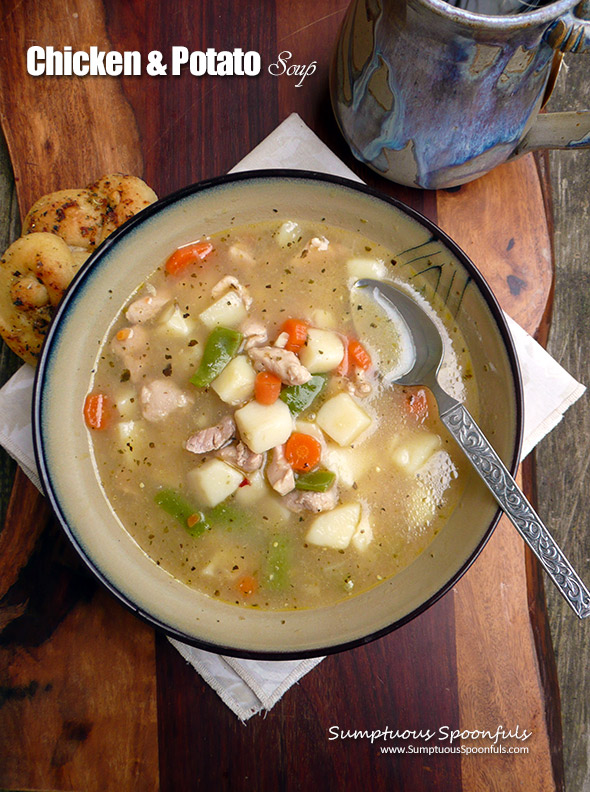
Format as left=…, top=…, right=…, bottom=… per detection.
left=544, top=0, right=590, bottom=52
left=512, top=111, right=590, bottom=156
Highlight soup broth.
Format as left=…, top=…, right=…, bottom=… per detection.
left=87, top=219, right=476, bottom=610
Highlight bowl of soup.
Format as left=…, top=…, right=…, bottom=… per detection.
left=33, top=171, right=522, bottom=658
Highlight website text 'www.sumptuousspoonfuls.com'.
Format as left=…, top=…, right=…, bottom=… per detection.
left=328, top=725, right=532, bottom=756
left=379, top=744, right=530, bottom=755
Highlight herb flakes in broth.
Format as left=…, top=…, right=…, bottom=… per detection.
left=85, top=219, right=476, bottom=611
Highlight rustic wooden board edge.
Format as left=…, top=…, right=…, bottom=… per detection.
left=522, top=150, right=564, bottom=792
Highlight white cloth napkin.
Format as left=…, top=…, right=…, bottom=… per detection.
left=0, top=113, right=585, bottom=721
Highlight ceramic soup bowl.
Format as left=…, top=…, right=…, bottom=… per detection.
left=33, top=171, right=522, bottom=659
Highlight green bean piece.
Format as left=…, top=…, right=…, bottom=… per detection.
left=264, top=535, right=290, bottom=591
left=189, top=326, right=243, bottom=387
left=279, top=374, right=327, bottom=415
left=208, top=500, right=253, bottom=531
left=154, top=488, right=209, bottom=536
left=295, top=470, right=337, bottom=492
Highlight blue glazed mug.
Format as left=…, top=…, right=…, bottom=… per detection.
left=331, top=0, right=590, bottom=188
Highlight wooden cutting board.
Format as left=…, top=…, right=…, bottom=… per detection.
left=0, top=1, right=562, bottom=790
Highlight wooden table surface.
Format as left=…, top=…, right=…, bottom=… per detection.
left=1, top=0, right=585, bottom=789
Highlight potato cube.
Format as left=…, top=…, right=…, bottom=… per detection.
left=316, top=393, right=372, bottom=446
left=323, top=445, right=370, bottom=488
left=310, top=309, right=336, bottom=329
left=405, top=485, right=437, bottom=526
left=229, top=243, right=256, bottom=266
left=346, top=257, right=387, bottom=281
left=157, top=303, right=194, bottom=337
left=199, top=291, right=247, bottom=329
left=299, top=328, right=345, bottom=373
left=391, top=431, right=442, bottom=475
left=187, top=458, right=244, bottom=508
left=295, top=420, right=325, bottom=445
left=115, top=420, right=135, bottom=444
left=114, top=421, right=144, bottom=462
left=234, top=399, right=293, bottom=454
left=260, top=496, right=291, bottom=525
left=276, top=220, right=301, bottom=248
left=351, top=512, right=373, bottom=552
left=233, top=472, right=289, bottom=522
left=114, top=386, right=139, bottom=420
left=306, top=503, right=362, bottom=550
left=211, top=355, right=256, bottom=405
left=233, top=470, right=266, bottom=505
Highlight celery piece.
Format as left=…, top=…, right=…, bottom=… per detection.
left=190, top=326, right=243, bottom=387
left=264, top=535, right=290, bottom=591
left=295, top=470, right=336, bottom=492
left=279, top=374, right=327, bottom=415
left=154, top=488, right=209, bottom=536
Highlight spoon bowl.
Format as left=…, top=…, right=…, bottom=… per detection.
left=357, top=278, right=590, bottom=619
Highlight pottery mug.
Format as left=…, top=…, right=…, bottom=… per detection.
left=330, top=0, right=590, bottom=188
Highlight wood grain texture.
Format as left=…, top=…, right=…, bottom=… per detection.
left=0, top=1, right=158, bottom=789
left=0, top=0, right=565, bottom=789
left=0, top=0, right=144, bottom=210
left=157, top=600, right=461, bottom=792
left=435, top=155, right=553, bottom=332
left=539, top=53, right=590, bottom=792
left=437, top=162, right=560, bottom=791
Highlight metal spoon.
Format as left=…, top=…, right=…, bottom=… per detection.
left=356, top=278, right=590, bottom=619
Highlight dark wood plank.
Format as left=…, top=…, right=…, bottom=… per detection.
left=537, top=52, right=590, bottom=792
left=0, top=1, right=159, bottom=789
left=105, top=0, right=280, bottom=195
left=157, top=597, right=461, bottom=792
left=522, top=151, right=564, bottom=792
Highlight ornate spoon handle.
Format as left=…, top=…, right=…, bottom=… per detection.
left=441, top=402, right=590, bottom=619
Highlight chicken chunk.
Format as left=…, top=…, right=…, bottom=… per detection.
left=211, top=275, right=252, bottom=310
left=266, top=444, right=295, bottom=495
left=273, top=331, right=289, bottom=349
left=140, top=379, right=192, bottom=422
left=248, top=346, right=311, bottom=386
left=217, top=441, right=264, bottom=473
left=346, top=367, right=373, bottom=398
left=309, top=236, right=329, bottom=251
left=111, top=324, right=150, bottom=383
left=282, top=486, right=339, bottom=514
left=240, top=318, right=268, bottom=350
left=126, top=291, right=170, bottom=324
left=185, top=414, right=236, bottom=455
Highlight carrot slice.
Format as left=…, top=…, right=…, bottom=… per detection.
left=255, top=371, right=282, bottom=405
left=83, top=392, right=111, bottom=430
left=116, top=327, right=132, bottom=342
left=165, top=241, right=213, bottom=276
left=348, top=339, right=371, bottom=370
left=406, top=388, right=429, bottom=422
left=280, top=318, right=308, bottom=353
left=237, top=575, right=258, bottom=597
left=285, top=432, right=322, bottom=472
